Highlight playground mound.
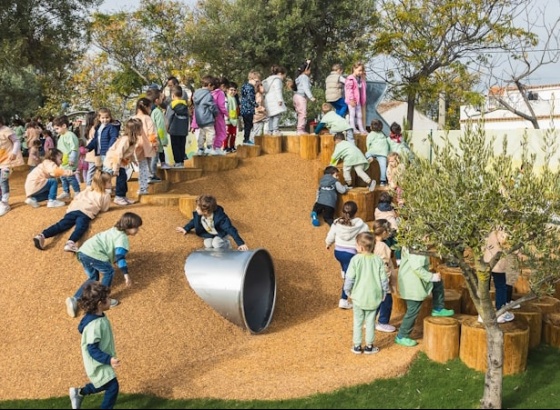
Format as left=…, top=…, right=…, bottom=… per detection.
left=0, top=153, right=418, bottom=401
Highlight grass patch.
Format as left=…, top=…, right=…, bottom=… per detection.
left=2, top=346, right=559, bottom=409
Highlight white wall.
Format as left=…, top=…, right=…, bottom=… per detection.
left=381, top=104, right=439, bottom=131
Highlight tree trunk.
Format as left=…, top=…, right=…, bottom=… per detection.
left=480, top=324, right=504, bottom=409
left=407, top=91, right=415, bottom=130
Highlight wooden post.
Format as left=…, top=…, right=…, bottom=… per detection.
left=460, top=284, right=479, bottom=316
left=437, top=265, right=466, bottom=293
left=299, top=134, right=319, bottom=160
left=236, top=144, right=261, bottom=158
left=515, top=304, right=543, bottom=349
left=530, top=296, right=560, bottom=315
left=282, top=135, right=300, bottom=154
left=336, top=188, right=375, bottom=222
left=355, top=133, right=367, bottom=153
left=445, top=289, right=462, bottom=314
left=185, top=155, right=239, bottom=172
left=319, top=134, right=335, bottom=165
left=542, top=313, right=560, bottom=347
left=178, top=195, right=199, bottom=218
left=254, top=135, right=282, bottom=154
left=156, top=168, right=203, bottom=183
left=459, top=317, right=529, bottom=375
left=423, top=317, right=460, bottom=363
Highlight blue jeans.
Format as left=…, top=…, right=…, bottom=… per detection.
left=491, top=272, right=507, bottom=309
left=42, top=210, right=92, bottom=242
left=31, top=178, right=59, bottom=202
left=115, top=167, right=128, bottom=198
left=330, top=97, right=348, bottom=118
left=61, top=175, right=80, bottom=194
left=376, top=293, right=393, bottom=324
left=82, top=377, right=119, bottom=409
left=334, top=249, right=356, bottom=300
left=268, top=115, right=281, bottom=133
left=75, top=253, right=115, bottom=299
left=0, top=168, right=10, bottom=202
left=373, top=155, right=387, bottom=183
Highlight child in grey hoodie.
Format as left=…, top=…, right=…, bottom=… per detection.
left=311, top=165, right=349, bottom=226
left=192, top=75, right=218, bottom=156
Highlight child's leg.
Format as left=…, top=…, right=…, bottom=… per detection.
left=42, top=211, right=81, bottom=239
left=137, top=159, right=150, bottom=193
left=323, top=205, right=336, bottom=226
left=506, top=284, right=513, bottom=303
left=352, top=305, right=365, bottom=347
left=293, top=94, right=307, bottom=134
left=377, top=293, right=393, bottom=325
left=353, top=164, right=372, bottom=185
left=356, top=104, right=366, bottom=133
left=205, top=126, right=216, bottom=150
left=348, top=105, right=357, bottom=132
left=334, top=250, right=355, bottom=301
left=114, top=168, right=128, bottom=198
left=345, top=129, right=355, bottom=145
left=242, top=114, right=253, bottom=142
left=197, top=129, right=205, bottom=151
left=86, top=162, right=96, bottom=186
left=268, top=115, right=279, bottom=134
left=68, top=213, right=92, bottom=243
left=396, top=299, right=423, bottom=339
left=69, top=175, right=81, bottom=194
left=375, top=155, right=388, bottom=183
left=74, top=255, right=114, bottom=298
left=60, top=176, right=70, bottom=194
left=364, top=309, right=377, bottom=346
left=0, top=168, right=10, bottom=203
left=212, top=236, right=232, bottom=249
left=342, top=165, right=353, bottom=186
left=79, top=377, right=119, bottom=409
left=82, top=169, right=88, bottom=184
left=150, top=155, right=159, bottom=176
left=492, top=272, right=507, bottom=309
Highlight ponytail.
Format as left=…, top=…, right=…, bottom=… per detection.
left=335, top=201, right=358, bottom=226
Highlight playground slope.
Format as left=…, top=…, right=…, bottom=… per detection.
left=0, top=153, right=418, bottom=401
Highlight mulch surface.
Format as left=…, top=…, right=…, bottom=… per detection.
left=0, top=153, right=418, bottom=401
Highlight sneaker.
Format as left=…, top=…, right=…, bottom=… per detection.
left=351, top=345, right=362, bottom=354
left=380, top=181, right=387, bottom=187
left=208, top=149, right=219, bottom=156
left=364, top=345, right=380, bottom=355
left=368, top=179, right=377, bottom=192
left=137, top=189, right=149, bottom=195
left=148, top=176, right=162, bottom=184
left=245, top=140, right=254, bottom=145
left=195, top=148, right=205, bottom=156
left=25, top=197, right=39, bottom=208
left=432, top=308, right=455, bottom=317
left=33, top=234, right=45, bottom=250
left=511, top=302, right=521, bottom=309
left=69, top=387, right=84, bottom=409
left=213, top=148, right=226, bottom=156
left=498, top=312, right=515, bottom=323
left=47, top=199, right=66, bottom=208
left=174, top=163, right=185, bottom=168
left=65, top=297, right=78, bottom=318
left=340, top=270, right=345, bottom=279
left=311, top=211, right=320, bottom=227
left=64, top=240, right=79, bottom=253
left=0, top=202, right=10, bottom=216
left=57, top=192, right=70, bottom=200
left=110, top=298, right=119, bottom=308
left=113, top=196, right=130, bottom=206
left=338, top=298, right=353, bottom=309
left=160, top=163, right=171, bottom=169
left=124, top=197, right=136, bottom=205
left=375, top=323, right=396, bottom=333
left=395, top=336, right=418, bottom=347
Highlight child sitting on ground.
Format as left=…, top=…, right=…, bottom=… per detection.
left=176, top=194, right=249, bottom=251
left=331, top=132, right=376, bottom=191
left=311, top=165, right=349, bottom=227
left=343, top=231, right=388, bottom=354
left=314, top=103, right=354, bottom=144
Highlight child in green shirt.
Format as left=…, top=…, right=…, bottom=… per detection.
left=53, top=115, right=80, bottom=199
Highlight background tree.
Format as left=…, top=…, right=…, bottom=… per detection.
left=369, top=0, right=534, bottom=130
left=397, top=126, right=560, bottom=408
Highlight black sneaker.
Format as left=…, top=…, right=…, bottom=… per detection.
left=149, top=176, right=162, bottom=184
left=351, top=345, right=362, bottom=354
left=364, top=345, right=380, bottom=355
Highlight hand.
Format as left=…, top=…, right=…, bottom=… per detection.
left=431, top=273, right=441, bottom=282
left=350, top=101, right=357, bottom=107
left=113, top=167, right=119, bottom=176
left=311, top=98, right=316, bottom=102
left=110, top=357, right=121, bottom=368
left=367, top=157, right=374, bottom=163
left=8, top=153, right=15, bottom=161
left=326, top=244, right=331, bottom=250
left=238, top=244, right=249, bottom=251
left=176, top=227, right=187, bottom=235
left=69, top=161, right=75, bottom=166
left=124, top=274, right=132, bottom=287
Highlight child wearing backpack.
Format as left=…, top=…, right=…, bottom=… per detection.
left=165, top=85, right=190, bottom=167
left=191, top=76, right=218, bottom=156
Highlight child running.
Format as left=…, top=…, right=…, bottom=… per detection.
left=65, top=212, right=143, bottom=318
left=33, top=170, right=112, bottom=253
left=69, top=282, right=121, bottom=410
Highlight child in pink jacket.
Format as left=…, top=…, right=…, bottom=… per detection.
left=211, top=76, right=228, bottom=155
left=345, top=62, right=367, bottom=134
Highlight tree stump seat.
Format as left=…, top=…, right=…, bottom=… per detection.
left=185, top=155, right=239, bottom=172
left=282, top=135, right=300, bottom=154
left=235, top=144, right=261, bottom=158
left=423, top=316, right=460, bottom=363
left=299, top=134, right=319, bottom=160
left=336, top=188, right=375, bottom=222
left=178, top=195, right=199, bottom=218
left=437, top=265, right=466, bottom=292
left=156, top=167, right=203, bottom=183
left=542, top=313, right=560, bottom=347
left=319, top=133, right=335, bottom=165
left=139, top=193, right=194, bottom=206
left=529, top=296, right=560, bottom=315
left=514, top=304, right=543, bottom=349
left=255, top=135, right=282, bottom=154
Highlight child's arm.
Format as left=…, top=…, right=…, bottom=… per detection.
left=108, top=125, right=119, bottom=148
left=335, top=181, right=349, bottom=194
left=217, top=214, right=248, bottom=251
left=115, top=247, right=131, bottom=287
left=8, top=133, right=20, bottom=160
left=314, top=121, right=326, bottom=134
left=176, top=218, right=195, bottom=235
left=343, top=258, right=357, bottom=296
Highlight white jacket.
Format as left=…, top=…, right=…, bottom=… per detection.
left=263, top=75, right=287, bottom=117
left=325, top=217, right=370, bottom=248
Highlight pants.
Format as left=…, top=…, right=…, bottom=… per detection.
left=75, top=253, right=115, bottom=299
left=203, top=236, right=232, bottom=249
left=329, top=98, right=348, bottom=118
left=268, top=115, right=281, bottom=134
left=490, top=272, right=508, bottom=309
left=343, top=164, right=371, bottom=186
left=197, top=126, right=216, bottom=149
left=0, top=167, right=9, bottom=202
left=334, top=249, right=356, bottom=300
left=293, top=94, right=307, bottom=134
left=366, top=155, right=387, bottom=183
left=226, top=124, right=237, bottom=149
left=114, top=168, right=128, bottom=198
left=150, top=154, right=161, bottom=175
left=42, top=210, right=92, bottom=243
left=353, top=306, right=376, bottom=346
left=137, top=159, right=150, bottom=192
left=242, top=114, right=254, bottom=143
left=397, top=281, right=445, bottom=339
left=61, top=175, right=80, bottom=194
left=81, top=377, right=119, bottom=409
left=170, top=134, right=187, bottom=165
left=312, top=203, right=335, bottom=226
left=31, top=178, right=59, bottom=202
left=250, top=121, right=264, bottom=141
left=348, top=104, right=365, bottom=133
left=376, top=293, right=393, bottom=324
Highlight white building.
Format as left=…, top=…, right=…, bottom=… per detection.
left=460, top=83, right=560, bottom=130
left=377, top=101, right=440, bottom=131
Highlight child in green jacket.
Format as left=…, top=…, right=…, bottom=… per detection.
left=331, top=133, right=376, bottom=191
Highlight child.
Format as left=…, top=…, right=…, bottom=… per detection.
left=146, top=88, right=170, bottom=174
left=365, top=119, right=389, bottom=186
left=331, top=133, right=376, bottom=191
left=395, top=246, right=454, bottom=347
left=311, top=165, right=349, bottom=227
left=43, top=129, right=55, bottom=154
left=225, top=82, right=239, bottom=152
left=372, top=219, right=397, bottom=333
left=343, top=231, right=388, bottom=354
left=262, top=65, right=287, bottom=136
left=211, top=76, right=228, bottom=155
left=53, top=115, right=80, bottom=199
left=191, top=76, right=218, bottom=156
left=314, top=103, right=354, bottom=144
left=69, top=282, right=121, bottom=410
left=387, top=152, right=405, bottom=206
left=0, top=116, right=24, bottom=216
left=85, top=108, right=120, bottom=185
left=65, top=212, right=143, bottom=318
left=24, top=148, right=72, bottom=208
left=292, top=60, right=316, bottom=135
left=175, top=194, right=249, bottom=251
left=103, top=118, right=141, bottom=206
left=375, top=191, right=399, bottom=232
left=33, top=170, right=112, bottom=253
left=165, top=85, right=190, bottom=166
left=240, top=70, right=261, bottom=144
left=345, top=61, right=367, bottom=134
left=326, top=201, right=370, bottom=309
left=77, top=139, right=89, bottom=183
left=133, top=97, right=158, bottom=194
left=27, top=139, right=42, bottom=170
left=250, top=83, right=267, bottom=142
left=325, top=63, right=348, bottom=118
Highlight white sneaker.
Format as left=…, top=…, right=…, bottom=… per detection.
left=113, top=196, right=130, bottom=206
left=64, top=240, right=79, bottom=253
left=25, top=197, right=39, bottom=208
left=369, top=179, right=377, bottom=192
left=498, top=312, right=515, bottom=323
left=110, top=298, right=119, bottom=308
left=208, top=149, right=219, bottom=156
left=213, top=148, right=226, bottom=156
left=57, top=192, right=70, bottom=200
left=47, top=199, right=66, bottom=208
left=69, top=387, right=84, bottom=409
left=195, top=148, right=205, bottom=156
left=338, top=299, right=353, bottom=309
left=375, top=323, right=396, bottom=333
left=0, top=202, right=10, bottom=216
left=65, top=297, right=78, bottom=318
left=160, top=163, right=171, bottom=169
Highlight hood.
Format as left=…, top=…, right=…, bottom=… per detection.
left=193, top=89, right=211, bottom=105
left=78, top=313, right=104, bottom=334
left=171, top=100, right=189, bottom=115
left=335, top=218, right=367, bottom=242
left=320, top=174, right=338, bottom=188
left=377, top=202, right=394, bottom=212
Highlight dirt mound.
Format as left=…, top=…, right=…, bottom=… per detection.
left=0, top=153, right=417, bottom=401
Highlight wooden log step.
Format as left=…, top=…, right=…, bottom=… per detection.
left=459, top=317, right=529, bottom=375
left=178, top=195, right=199, bottom=218
left=235, top=144, right=262, bottom=158
left=461, top=284, right=479, bottom=316
left=127, top=179, right=170, bottom=195
left=282, top=135, right=301, bottom=154
left=299, top=134, right=319, bottom=160
left=445, top=289, right=462, bottom=314
left=452, top=313, right=476, bottom=324
left=156, top=167, right=203, bottom=183
left=336, top=187, right=375, bottom=222
left=542, top=313, right=560, bottom=347
left=184, top=155, right=239, bottom=172
left=355, top=133, right=368, bottom=153
left=423, top=316, right=460, bottom=363
left=437, top=265, right=466, bottom=293
left=529, top=296, right=560, bottom=315
left=139, top=193, right=194, bottom=206
left=319, top=133, right=335, bottom=165
left=254, top=135, right=282, bottom=154
left=514, top=304, right=542, bottom=349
